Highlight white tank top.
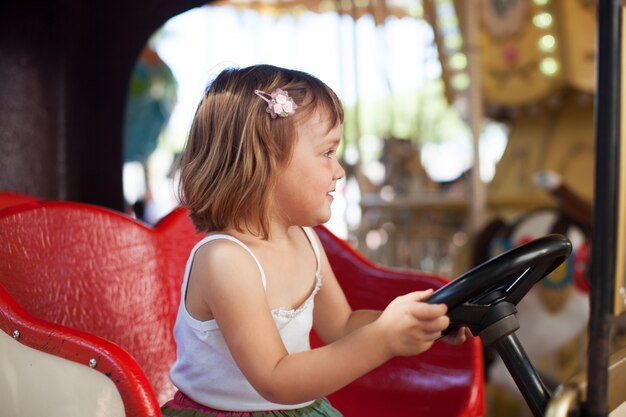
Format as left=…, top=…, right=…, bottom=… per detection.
left=169, top=227, right=321, bottom=411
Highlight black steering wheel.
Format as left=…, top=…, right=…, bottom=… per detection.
left=426, top=233, right=572, bottom=332
left=425, top=233, right=572, bottom=417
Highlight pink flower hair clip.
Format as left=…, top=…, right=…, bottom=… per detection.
left=254, top=88, right=297, bottom=119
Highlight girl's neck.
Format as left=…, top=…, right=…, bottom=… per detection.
left=267, top=216, right=296, bottom=242
left=224, top=219, right=294, bottom=245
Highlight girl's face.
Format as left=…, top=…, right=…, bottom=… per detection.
left=272, top=110, right=345, bottom=227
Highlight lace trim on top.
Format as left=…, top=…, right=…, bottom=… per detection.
left=271, top=270, right=322, bottom=319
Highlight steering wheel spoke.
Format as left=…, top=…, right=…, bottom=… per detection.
left=448, top=302, right=519, bottom=338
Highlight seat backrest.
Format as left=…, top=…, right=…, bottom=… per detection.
left=315, top=226, right=485, bottom=417
left=0, top=200, right=203, bottom=405
left=0, top=190, right=39, bottom=209
left=0, top=284, right=160, bottom=417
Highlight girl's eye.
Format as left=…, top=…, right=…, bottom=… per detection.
left=324, top=149, right=336, bottom=158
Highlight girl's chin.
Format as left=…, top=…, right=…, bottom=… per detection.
left=314, top=209, right=332, bottom=226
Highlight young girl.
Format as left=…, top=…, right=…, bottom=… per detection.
left=161, top=64, right=468, bottom=417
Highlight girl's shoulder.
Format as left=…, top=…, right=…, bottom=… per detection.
left=193, top=232, right=260, bottom=265
left=190, top=234, right=267, bottom=291
left=184, top=233, right=268, bottom=322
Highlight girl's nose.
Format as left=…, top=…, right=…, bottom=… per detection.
left=333, top=159, right=346, bottom=181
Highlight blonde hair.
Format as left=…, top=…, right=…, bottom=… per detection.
left=178, top=64, right=344, bottom=238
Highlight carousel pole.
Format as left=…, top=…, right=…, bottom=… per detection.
left=334, top=0, right=361, bottom=164
left=346, top=0, right=372, bottom=249
left=463, top=0, right=487, bottom=235
left=584, top=1, right=621, bottom=416
left=349, top=0, right=365, bottom=186
left=370, top=0, right=394, bottom=134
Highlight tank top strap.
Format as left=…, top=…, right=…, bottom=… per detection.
left=302, top=227, right=321, bottom=276
left=188, top=234, right=268, bottom=290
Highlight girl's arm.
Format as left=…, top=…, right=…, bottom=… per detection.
left=310, top=233, right=381, bottom=343
left=193, top=239, right=449, bottom=405
left=311, top=233, right=471, bottom=346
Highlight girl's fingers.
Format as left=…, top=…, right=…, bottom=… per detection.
left=421, top=315, right=450, bottom=332
left=441, top=326, right=473, bottom=345
left=410, top=302, right=447, bottom=320
left=408, top=288, right=434, bottom=301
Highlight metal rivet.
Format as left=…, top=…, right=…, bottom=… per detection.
left=88, top=358, right=97, bottom=368
left=12, top=330, right=20, bottom=339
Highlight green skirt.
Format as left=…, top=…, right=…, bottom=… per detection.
left=161, top=392, right=344, bottom=417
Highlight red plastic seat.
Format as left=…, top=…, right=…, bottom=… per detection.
left=0, top=190, right=39, bottom=209
left=0, top=197, right=484, bottom=416
left=0, top=201, right=204, bottom=407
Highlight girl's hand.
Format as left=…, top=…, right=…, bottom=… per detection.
left=376, top=289, right=450, bottom=357
left=441, top=326, right=473, bottom=345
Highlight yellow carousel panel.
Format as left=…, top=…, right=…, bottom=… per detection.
left=478, top=0, right=565, bottom=106
left=557, top=0, right=596, bottom=93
